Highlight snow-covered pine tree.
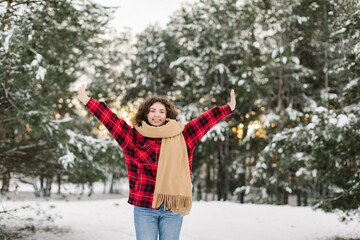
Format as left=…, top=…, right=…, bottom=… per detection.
left=250, top=0, right=360, bottom=217
left=0, top=0, right=125, bottom=195
left=243, top=0, right=315, bottom=204
left=308, top=1, right=360, bottom=218
left=121, top=24, right=180, bottom=104
left=167, top=0, right=263, bottom=201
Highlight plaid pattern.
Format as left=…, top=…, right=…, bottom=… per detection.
left=86, top=98, right=232, bottom=209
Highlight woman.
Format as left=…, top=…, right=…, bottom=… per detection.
left=77, top=85, right=236, bottom=240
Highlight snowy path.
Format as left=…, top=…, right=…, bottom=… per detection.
left=2, top=198, right=360, bottom=240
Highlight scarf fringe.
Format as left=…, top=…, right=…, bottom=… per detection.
left=152, top=193, right=192, bottom=216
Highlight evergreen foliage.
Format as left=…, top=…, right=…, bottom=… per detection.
left=120, top=0, right=360, bottom=218
left=1, top=0, right=359, bottom=220
left=0, top=0, right=126, bottom=196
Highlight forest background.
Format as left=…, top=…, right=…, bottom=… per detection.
left=1, top=0, right=359, bottom=224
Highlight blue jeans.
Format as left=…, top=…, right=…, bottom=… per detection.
left=134, top=203, right=183, bottom=240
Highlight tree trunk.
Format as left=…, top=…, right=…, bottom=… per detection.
left=323, top=5, right=329, bottom=106
left=196, top=183, right=202, bottom=201
left=110, top=173, right=115, bottom=194
left=211, top=161, right=216, bottom=200
left=40, top=176, right=44, bottom=191
left=43, top=177, right=52, bottom=197
left=238, top=192, right=244, bottom=204
left=283, top=191, right=288, bottom=205
left=80, top=184, right=84, bottom=195
left=277, top=69, right=283, bottom=111
left=223, top=129, right=230, bottom=201
left=88, top=184, right=93, bottom=197
left=217, top=141, right=224, bottom=201
left=239, top=172, right=246, bottom=204
left=304, top=189, right=308, bottom=206
left=296, top=189, right=301, bottom=206
left=205, top=161, right=211, bottom=200
left=275, top=185, right=281, bottom=204
left=1, top=171, right=10, bottom=192
left=57, top=174, right=61, bottom=194
left=19, top=178, right=40, bottom=197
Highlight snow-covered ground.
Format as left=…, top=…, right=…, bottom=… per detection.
left=2, top=195, right=360, bottom=240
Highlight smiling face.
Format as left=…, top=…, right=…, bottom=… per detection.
left=147, top=102, right=167, bottom=127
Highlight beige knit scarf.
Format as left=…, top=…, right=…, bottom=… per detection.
left=134, top=119, right=192, bottom=216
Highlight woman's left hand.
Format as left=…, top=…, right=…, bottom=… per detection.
left=229, top=89, right=236, bottom=111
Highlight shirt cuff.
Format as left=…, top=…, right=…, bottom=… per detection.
left=225, top=104, right=233, bottom=115
left=84, top=98, right=91, bottom=107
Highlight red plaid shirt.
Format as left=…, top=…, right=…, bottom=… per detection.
left=85, top=98, right=232, bottom=209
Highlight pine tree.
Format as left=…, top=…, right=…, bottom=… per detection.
left=250, top=0, right=360, bottom=217
left=0, top=0, right=125, bottom=195
left=121, top=24, right=180, bottom=104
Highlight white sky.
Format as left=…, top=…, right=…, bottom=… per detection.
left=92, top=0, right=194, bottom=34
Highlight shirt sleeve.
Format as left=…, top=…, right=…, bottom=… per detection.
left=85, top=98, right=132, bottom=150
left=183, top=104, right=232, bottom=151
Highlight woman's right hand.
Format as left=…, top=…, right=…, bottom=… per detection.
left=77, top=84, right=90, bottom=104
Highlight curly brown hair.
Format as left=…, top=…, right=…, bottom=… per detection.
left=131, top=96, right=179, bottom=126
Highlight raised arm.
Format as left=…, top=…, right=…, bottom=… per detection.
left=229, top=89, right=236, bottom=111
left=183, top=89, right=235, bottom=150
left=77, top=84, right=132, bottom=150
left=77, top=84, right=90, bottom=105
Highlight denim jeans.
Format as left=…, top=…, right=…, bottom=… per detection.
left=134, top=203, right=183, bottom=240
